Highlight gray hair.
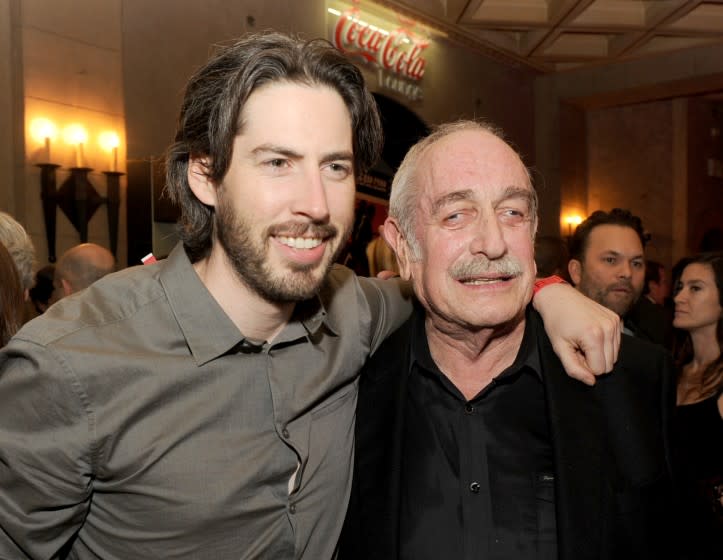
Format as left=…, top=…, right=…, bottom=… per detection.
left=389, top=120, right=537, bottom=259
left=0, top=211, right=36, bottom=291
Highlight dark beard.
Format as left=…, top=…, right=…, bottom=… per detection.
left=215, top=198, right=344, bottom=303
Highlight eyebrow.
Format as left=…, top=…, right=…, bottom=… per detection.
left=430, top=189, right=474, bottom=216
left=494, top=186, right=535, bottom=209
left=251, top=144, right=302, bottom=159
left=430, top=185, right=534, bottom=215
left=251, top=144, right=354, bottom=164
left=601, top=250, right=645, bottom=260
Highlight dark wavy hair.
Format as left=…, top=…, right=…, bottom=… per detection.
left=0, top=242, right=24, bottom=346
left=672, top=252, right=723, bottom=397
left=569, top=208, right=647, bottom=262
left=165, top=32, right=383, bottom=262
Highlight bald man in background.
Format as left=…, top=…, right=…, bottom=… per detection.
left=53, top=243, right=116, bottom=300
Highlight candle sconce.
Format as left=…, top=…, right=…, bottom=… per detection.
left=38, top=163, right=122, bottom=262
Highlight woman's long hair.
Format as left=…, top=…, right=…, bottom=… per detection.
left=672, top=252, right=723, bottom=396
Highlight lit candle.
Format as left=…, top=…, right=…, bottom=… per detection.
left=76, top=141, right=84, bottom=168
left=100, top=131, right=121, bottom=172
left=30, top=118, right=57, bottom=163
left=65, top=124, right=88, bottom=168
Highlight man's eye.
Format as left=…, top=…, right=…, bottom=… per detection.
left=324, top=162, right=352, bottom=179
left=632, top=261, right=644, bottom=269
left=266, top=158, right=288, bottom=168
left=498, top=208, right=527, bottom=224
left=331, top=163, right=350, bottom=174
left=604, top=257, right=616, bottom=264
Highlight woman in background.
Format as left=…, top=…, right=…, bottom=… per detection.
left=0, top=241, right=24, bottom=347
left=672, top=252, right=723, bottom=558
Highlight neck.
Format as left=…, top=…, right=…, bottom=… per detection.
left=193, top=246, right=294, bottom=343
left=686, top=324, right=720, bottom=373
left=425, top=313, right=526, bottom=401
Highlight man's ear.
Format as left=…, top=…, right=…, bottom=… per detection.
left=382, top=218, right=413, bottom=281
left=187, top=157, right=218, bottom=207
left=61, top=278, right=74, bottom=297
left=568, top=258, right=582, bottom=286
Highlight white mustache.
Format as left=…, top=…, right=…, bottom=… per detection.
left=450, top=256, right=523, bottom=280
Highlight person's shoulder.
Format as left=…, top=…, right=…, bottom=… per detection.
left=617, top=333, right=670, bottom=368
left=14, top=262, right=165, bottom=348
left=602, top=333, right=673, bottom=393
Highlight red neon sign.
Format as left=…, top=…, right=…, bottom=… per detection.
left=333, top=7, right=428, bottom=81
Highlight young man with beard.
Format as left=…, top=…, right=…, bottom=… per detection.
left=340, top=122, right=676, bottom=560
left=0, top=34, right=620, bottom=559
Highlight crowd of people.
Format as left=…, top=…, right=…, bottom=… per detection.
left=0, top=31, right=720, bottom=560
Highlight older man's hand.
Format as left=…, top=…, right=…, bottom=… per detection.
left=532, top=283, right=622, bottom=385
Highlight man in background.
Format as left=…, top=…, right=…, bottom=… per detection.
left=567, top=208, right=666, bottom=345
left=53, top=243, right=116, bottom=300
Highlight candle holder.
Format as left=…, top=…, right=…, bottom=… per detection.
left=37, top=164, right=123, bottom=262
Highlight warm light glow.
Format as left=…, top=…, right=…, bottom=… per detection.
left=64, top=124, right=88, bottom=145
left=564, top=215, right=583, bottom=226
left=99, top=131, right=120, bottom=152
left=29, top=118, right=57, bottom=144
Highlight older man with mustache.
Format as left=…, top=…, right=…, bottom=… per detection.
left=340, top=121, right=677, bottom=560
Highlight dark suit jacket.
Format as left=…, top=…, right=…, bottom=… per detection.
left=340, top=309, right=678, bottom=560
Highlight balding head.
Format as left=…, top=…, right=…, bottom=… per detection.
left=55, top=243, right=116, bottom=298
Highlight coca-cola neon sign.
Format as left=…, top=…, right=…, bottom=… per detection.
left=332, top=6, right=429, bottom=82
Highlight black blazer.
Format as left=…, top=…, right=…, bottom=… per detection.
left=340, top=309, right=678, bottom=560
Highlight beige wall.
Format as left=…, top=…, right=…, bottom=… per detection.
left=586, top=101, right=674, bottom=268
left=6, top=0, right=127, bottom=268
left=536, top=43, right=723, bottom=273
left=0, top=0, right=21, bottom=216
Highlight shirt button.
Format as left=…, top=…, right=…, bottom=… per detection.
left=289, top=503, right=296, bottom=514
left=469, top=482, right=480, bottom=494
left=464, top=404, right=474, bottom=414
left=282, top=428, right=290, bottom=439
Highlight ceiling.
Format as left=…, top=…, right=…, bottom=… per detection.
left=376, top=0, right=723, bottom=72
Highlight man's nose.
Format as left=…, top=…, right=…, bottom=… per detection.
left=469, top=213, right=506, bottom=260
left=617, top=261, right=633, bottom=279
left=291, top=169, right=330, bottom=222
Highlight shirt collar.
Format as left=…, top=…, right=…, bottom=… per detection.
left=409, top=304, right=542, bottom=383
left=159, top=243, right=336, bottom=365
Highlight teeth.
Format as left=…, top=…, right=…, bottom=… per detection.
left=277, top=236, right=323, bottom=249
left=462, top=278, right=504, bottom=285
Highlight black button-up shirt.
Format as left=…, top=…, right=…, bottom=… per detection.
left=400, top=308, right=557, bottom=560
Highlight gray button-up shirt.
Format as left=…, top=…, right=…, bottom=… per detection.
left=0, top=243, right=411, bottom=559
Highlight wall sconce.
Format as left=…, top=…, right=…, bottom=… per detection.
left=563, top=214, right=583, bottom=237
left=32, top=118, right=123, bottom=262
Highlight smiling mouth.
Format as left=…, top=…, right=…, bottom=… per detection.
left=275, top=236, right=324, bottom=249
left=458, top=275, right=514, bottom=286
